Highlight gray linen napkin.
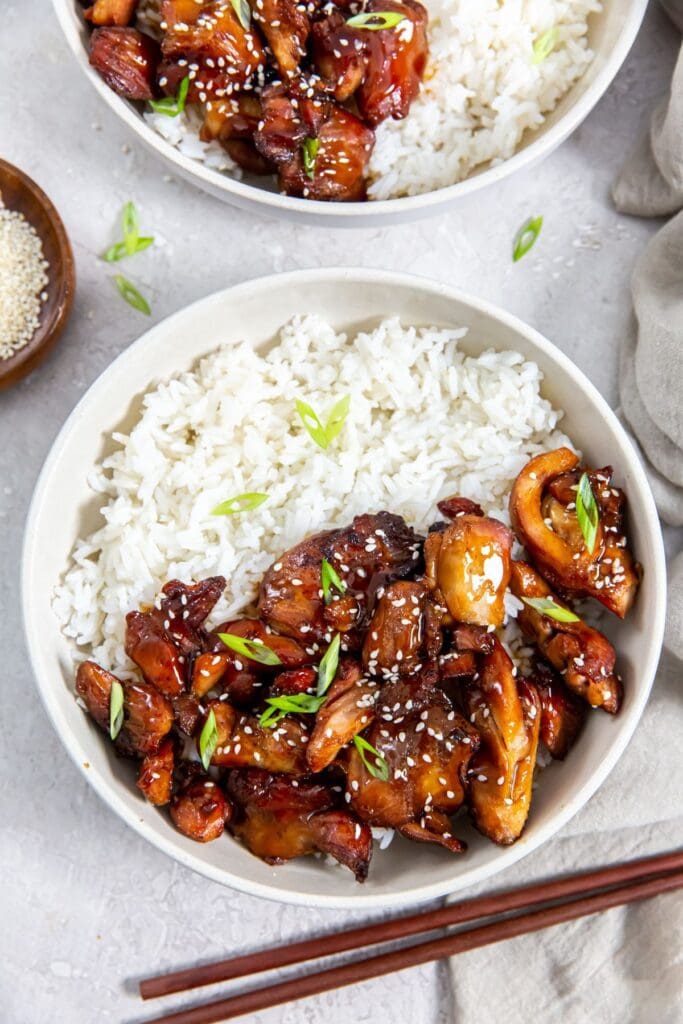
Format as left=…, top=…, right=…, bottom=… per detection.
left=613, top=43, right=683, bottom=660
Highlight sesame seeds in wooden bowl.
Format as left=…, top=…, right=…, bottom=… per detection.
left=0, top=159, right=75, bottom=390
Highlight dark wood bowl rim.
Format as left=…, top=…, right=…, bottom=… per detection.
left=0, top=158, right=76, bottom=390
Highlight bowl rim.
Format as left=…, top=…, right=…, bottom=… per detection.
left=22, top=267, right=667, bottom=909
left=51, top=0, right=649, bottom=222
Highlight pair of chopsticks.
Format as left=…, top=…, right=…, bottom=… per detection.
left=139, top=847, right=683, bottom=1024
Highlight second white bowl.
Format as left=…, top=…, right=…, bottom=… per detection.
left=52, top=0, right=648, bottom=226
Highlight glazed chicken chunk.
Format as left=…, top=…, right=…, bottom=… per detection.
left=76, top=660, right=174, bottom=757
left=355, top=0, right=429, bottom=126
left=346, top=668, right=479, bottom=853
left=527, top=660, right=586, bottom=760
left=510, top=560, right=623, bottom=714
left=258, top=511, right=422, bottom=643
left=307, top=658, right=378, bottom=773
left=226, top=769, right=373, bottom=879
left=424, top=513, right=512, bottom=627
left=462, top=638, right=540, bottom=846
left=510, top=448, right=640, bottom=618
left=89, top=27, right=160, bottom=99
left=84, top=0, right=138, bottom=26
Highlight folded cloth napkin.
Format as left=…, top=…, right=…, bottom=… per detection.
left=448, top=32, right=683, bottom=1022
left=446, top=654, right=683, bottom=1024
left=613, top=36, right=683, bottom=660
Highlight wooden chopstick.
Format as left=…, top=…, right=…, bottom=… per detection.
left=141, top=860, right=683, bottom=1024
left=140, top=847, right=683, bottom=1000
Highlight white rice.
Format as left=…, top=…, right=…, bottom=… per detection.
left=54, top=316, right=572, bottom=673
left=367, top=0, right=601, bottom=198
left=137, top=0, right=600, bottom=199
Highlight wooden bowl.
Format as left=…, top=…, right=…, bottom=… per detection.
left=0, top=159, right=75, bottom=389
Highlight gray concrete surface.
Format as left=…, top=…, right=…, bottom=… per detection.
left=0, top=3, right=680, bottom=1022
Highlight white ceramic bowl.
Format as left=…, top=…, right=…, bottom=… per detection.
left=23, top=269, right=666, bottom=909
left=52, top=0, right=648, bottom=227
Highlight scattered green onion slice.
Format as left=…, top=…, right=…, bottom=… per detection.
left=231, top=0, right=251, bottom=28
left=324, top=395, right=351, bottom=444
left=199, top=708, right=219, bottom=770
left=259, top=693, right=325, bottom=728
left=513, top=215, right=543, bottom=262
left=109, top=680, right=125, bottom=741
left=122, top=201, right=139, bottom=256
left=102, top=201, right=154, bottom=262
left=353, top=734, right=389, bottom=781
left=103, top=237, right=154, bottom=263
left=296, top=395, right=351, bottom=450
left=218, top=632, right=282, bottom=666
left=211, top=492, right=268, bottom=516
left=522, top=596, right=580, bottom=623
left=576, top=472, right=599, bottom=554
left=317, top=633, right=341, bottom=697
left=346, top=11, right=406, bottom=29
left=532, top=26, right=559, bottom=64
left=321, top=557, right=346, bottom=604
left=149, top=75, right=190, bottom=117
left=114, top=274, right=151, bottom=315
left=302, top=136, right=320, bottom=181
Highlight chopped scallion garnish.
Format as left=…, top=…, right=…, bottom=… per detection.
left=231, top=0, right=251, bottom=28
left=321, top=557, right=346, bottom=604
left=317, top=633, right=341, bottom=697
left=346, top=11, right=406, bottom=29
left=522, top=595, right=580, bottom=623
left=199, top=708, right=219, bottom=770
left=512, top=215, right=543, bottom=262
left=353, top=734, right=389, bottom=780
left=114, top=274, right=151, bottom=315
left=532, top=27, right=559, bottom=64
left=149, top=75, right=190, bottom=117
left=259, top=693, right=325, bottom=728
left=211, top=492, right=268, bottom=516
left=302, top=137, right=320, bottom=180
left=109, top=680, right=124, bottom=740
left=576, top=472, right=599, bottom=554
left=296, top=395, right=350, bottom=450
left=218, top=632, right=282, bottom=666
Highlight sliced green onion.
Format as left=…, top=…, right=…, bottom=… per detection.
left=218, top=632, right=282, bottom=666
left=231, top=0, right=251, bottom=28
left=522, top=596, right=580, bottom=623
left=321, top=557, right=346, bottom=604
left=122, top=201, right=139, bottom=256
left=324, top=395, right=351, bottom=445
left=317, top=633, right=341, bottom=697
left=149, top=75, right=190, bottom=117
left=296, top=399, right=328, bottom=448
left=296, top=395, right=351, bottom=450
left=103, top=237, right=154, bottom=263
left=259, top=693, right=325, bottom=728
left=212, top=492, right=268, bottom=516
left=199, top=708, right=218, bottom=770
left=114, top=274, right=151, bottom=315
left=353, top=734, right=389, bottom=781
left=346, top=11, right=406, bottom=29
left=513, top=216, right=543, bottom=262
left=532, top=27, right=559, bottom=64
left=302, top=137, right=320, bottom=181
left=109, top=680, right=124, bottom=740
left=576, top=472, right=599, bottom=554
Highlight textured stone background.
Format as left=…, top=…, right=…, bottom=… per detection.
left=0, top=3, right=679, bottom=1022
